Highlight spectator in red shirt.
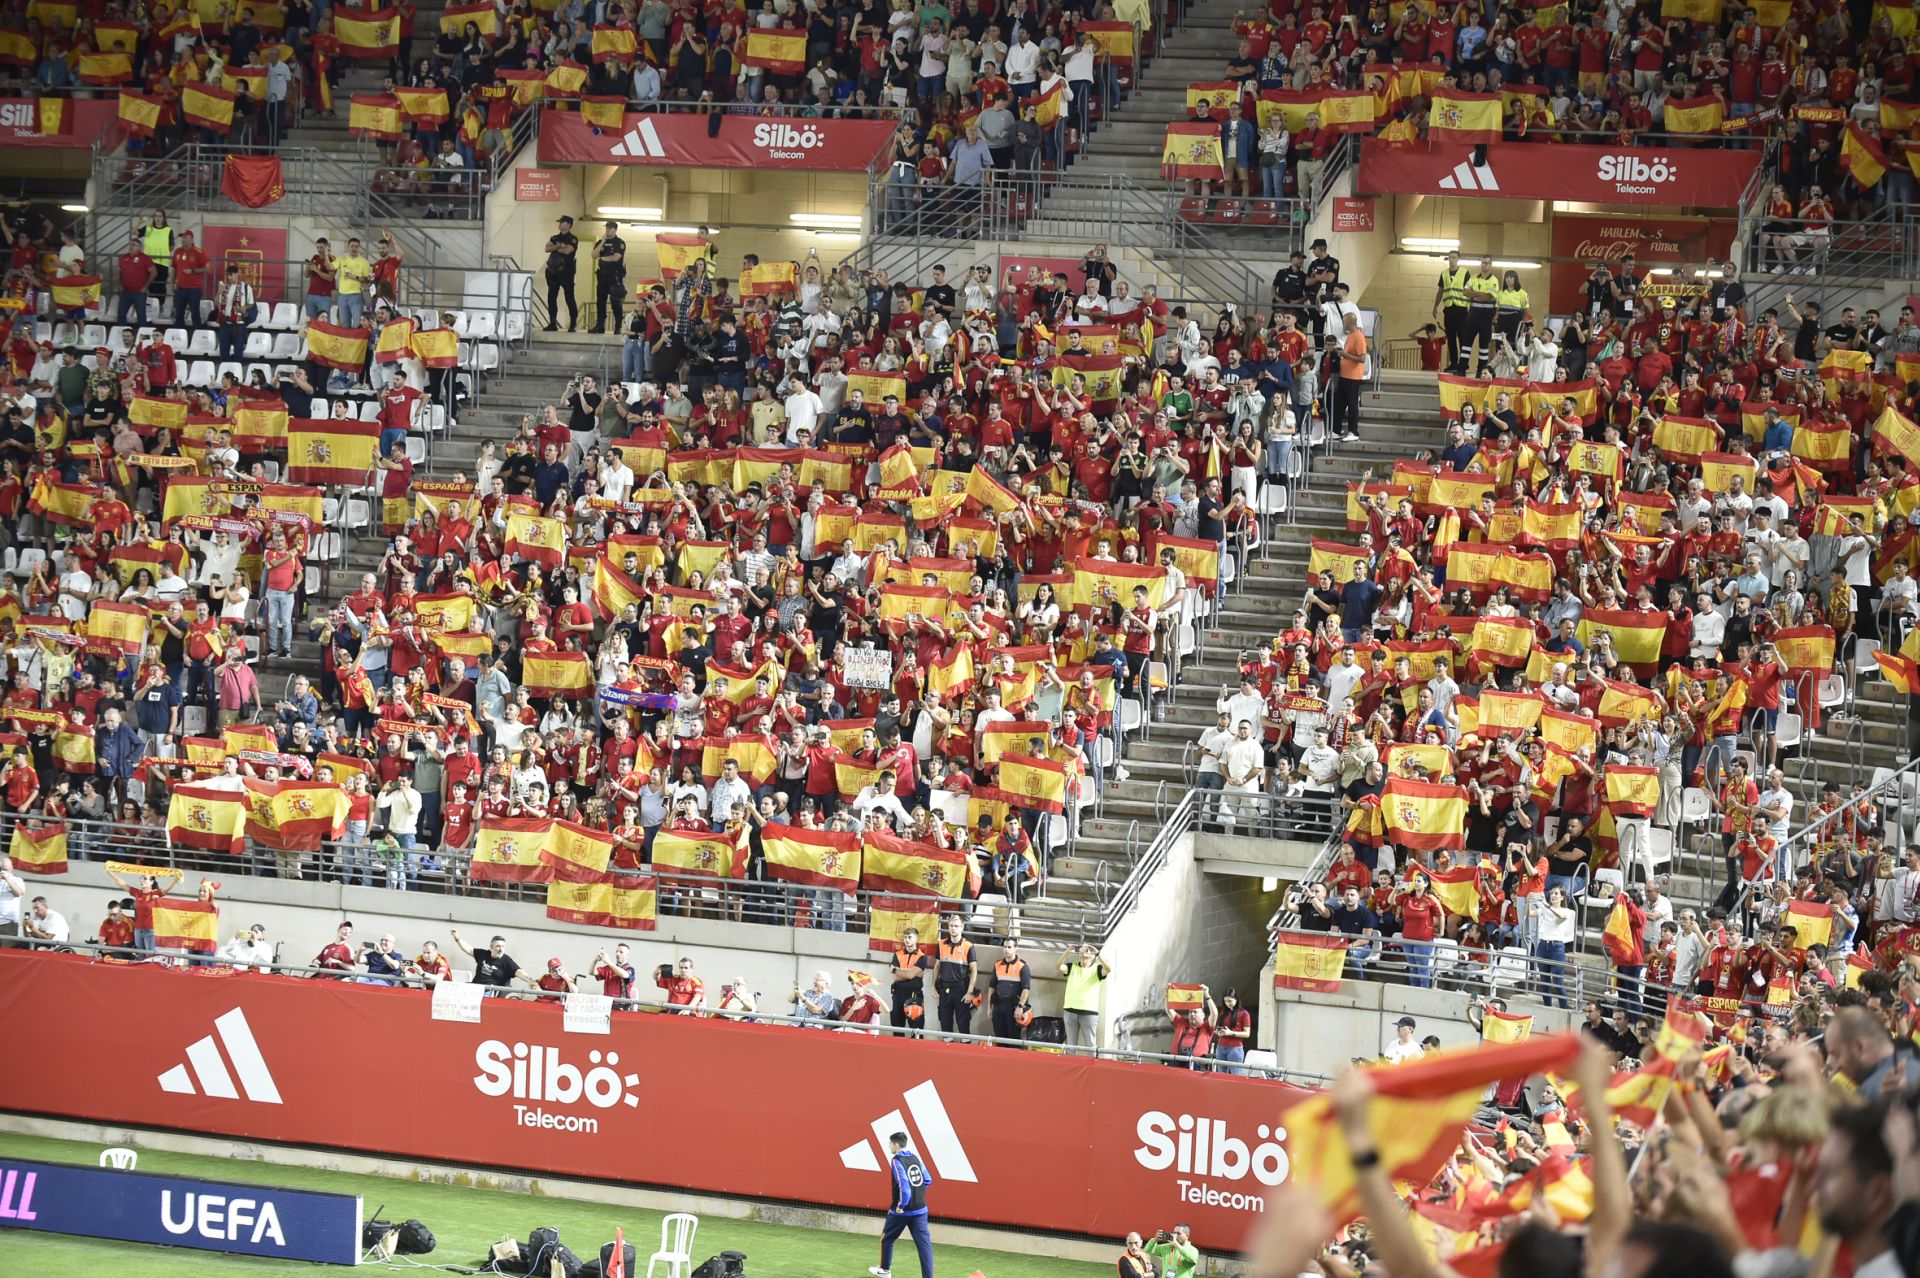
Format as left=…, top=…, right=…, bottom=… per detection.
left=1399, top=871, right=1444, bottom=989
left=117, top=239, right=154, bottom=326
left=656, top=955, right=706, bottom=1012
left=313, top=920, right=357, bottom=977
left=171, top=230, right=210, bottom=328
left=838, top=971, right=886, bottom=1029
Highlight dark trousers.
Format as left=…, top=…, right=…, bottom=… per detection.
left=1442, top=306, right=1468, bottom=372
left=595, top=273, right=624, bottom=331
left=1463, top=308, right=1494, bottom=374
left=889, top=994, right=923, bottom=1037
left=936, top=986, right=970, bottom=1034
left=116, top=291, right=148, bottom=325
left=174, top=287, right=204, bottom=329
left=545, top=273, right=577, bottom=328
left=990, top=996, right=1023, bottom=1046
left=218, top=321, right=247, bottom=360
left=880, top=1212, right=933, bottom=1278
left=1332, top=375, right=1361, bottom=437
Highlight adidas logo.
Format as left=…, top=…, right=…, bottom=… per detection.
left=837, top=1080, right=977, bottom=1183
left=156, top=1009, right=283, bottom=1105
left=609, top=118, right=667, bottom=159
left=1437, top=159, right=1501, bottom=192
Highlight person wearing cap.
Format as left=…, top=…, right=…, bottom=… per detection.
left=541, top=216, right=576, bottom=330
left=96, top=897, right=136, bottom=953
left=1383, top=1015, right=1423, bottom=1063
left=534, top=956, right=573, bottom=996
left=591, top=219, right=626, bottom=334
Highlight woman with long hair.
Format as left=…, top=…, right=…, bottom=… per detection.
left=1398, top=869, right=1444, bottom=989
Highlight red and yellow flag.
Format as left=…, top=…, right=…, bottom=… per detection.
left=1663, top=93, right=1725, bottom=133
left=523, top=651, right=594, bottom=700
left=998, top=752, right=1072, bottom=815
left=303, top=318, right=370, bottom=369
left=743, top=27, right=806, bottom=74
left=861, top=830, right=970, bottom=898
left=1783, top=898, right=1833, bottom=950
left=581, top=95, right=626, bottom=129
left=152, top=898, right=220, bottom=954
left=868, top=895, right=941, bottom=954
left=762, top=823, right=863, bottom=895
left=1577, top=608, right=1667, bottom=671
left=165, top=784, right=248, bottom=856
left=85, top=600, right=150, bottom=655
left=348, top=93, right=404, bottom=140
left=1272, top=932, right=1350, bottom=992
left=8, top=821, right=68, bottom=874
left=654, top=827, right=749, bottom=880
left=335, top=6, right=401, bottom=56
left=535, top=818, right=616, bottom=881
left=1381, top=777, right=1468, bottom=852
left=287, top=417, right=381, bottom=485
left=505, top=510, right=566, bottom=568
left=1843, top=122, right=1890, bottom=188
left=1604, top=765, right=1660, bottom=818
left=471, top=817, right=556, bottom=883
left=50, top=275, right=101, bottom=310
left=654, top=233, right=711, bottom=280
left=1161, top=121, right=1224, bottom=179
left=1875, top=648, right=1920, bottom=694
left=243, top=779, right=350, bottom=851
left=1428, top=88, right=1502, bottom=142
left=1306, top=539, right=1370, bottom=585
left=393, top=84, right=450, bottom=124
left=1481, top=1007, right=1534, bottom=1043
left=546, top=872, right=658, bottom=930
left=1602, top=896, right=1642, bottom=966
left=588, top=22, right=637, bottom=60
left=1280, top=1035, right=1583, bottom=1226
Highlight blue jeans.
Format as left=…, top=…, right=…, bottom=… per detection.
left=117, top=291, right=148, bottom=325
left=1615, top=964, right=1645, bottom=1015
left=623, top=337, right=647, bottom=381
left=1261, top=160, right=1285, bottom=199
left=134, top=928, right=155, bottom=953
left=379, top=425, right=407, bottom=457
left=218, top=321, right=247, bottom=360
left=1535, top=939, right=1569, bottom=1008
left=1403, top=939, right=1434, bottom=988
left=1214, top=1042, right=1247, bottom=1076
left=303, top=292, right=331, bottom=318
left=342, top=819, right=372, bottom=886
left=335, top=292, right=365, bottom=326
left=264, top=589, right=295, bottom=654
left=880, top=1212, right=933, bottom=1278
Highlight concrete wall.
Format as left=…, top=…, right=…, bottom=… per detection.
left=1256, top=969, right=1578, bottom=1076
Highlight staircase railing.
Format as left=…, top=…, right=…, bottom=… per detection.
left=1739, top=205, right=1920, bottom=318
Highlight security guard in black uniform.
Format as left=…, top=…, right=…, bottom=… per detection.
left=933, top=915, right=976, bottom=1035
left=989, top=938, right=1031, bottom=1047
left=543, top=215, right=578, bottom=332
left=592, top=219, right=627, bottom=334
left=889, top=926, right=932, bottom=1036
left=1270, top=249, right=1310, bottom=329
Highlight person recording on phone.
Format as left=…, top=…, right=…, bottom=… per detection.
left=361, top=932, right=407, bottom=986
left=591, top=942, right=637, bottom=1000
left=1145, top=1224, right=1198, bottom=1278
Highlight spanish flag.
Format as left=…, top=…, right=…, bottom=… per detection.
left=1699, top=450, right=1758, bottom=495
left=1874, top=648, right=1920, bottom=693
left=1883, top=99, right=1920, bottom=131
left=1773, top=624, right=1837, bottom=675
left=0, top=31, right=35, bottom=68
left=165, top=783, right=249, bottom=856
left=1279, top=1034, right=1582, bottom=1226
left=581, top=94, right=626, bottom=129
left=1187, top=81, right=1242, bottom=117
left=847, top=368, right=908, bottom=405
left=1481, top=1007, right=1533, bottom=1043
left=1306, top=538, right=1370, bottom=585
left=1429, top=88, right=1502, bottom=143
left=538, top=818, right=616, bottom=881
left=1601, top=896, right=1643, bottom=966
left=152, top=898, right=221, bottom=955
left=50, top=723, right=92, bottom=774
left=1847, top=950, right=1878, bottom=990
left=654, top=232, right=712, bottom=280
left=348, top=93, right=404, bottom=140
left=1820, top=348, right=1873, bottom=396
left=965, top=466, right=1021, bottom=516
left=1032, top=80, right=1067, bottom=127
left=831, top=750, right=886, bottom=804
left=1604, top=765, right=1660, bottom=818
left=471, top=817, right=557, bottom=882
left=303, top=317, right=370, bottom=369
left=654, top=827, right=748, bottom=880
left=523, top=651, right=594, bottom=700
left=1161, top=121, right=1225, bottom=179
left=231, top=403, right=289, bottom=453
left=1652, top=414, right=1721, bottom=463
left=128, top=393, right=189, bottom=433
left=393, top=84, right=450, bottom=124
left=504, top=510, right=566, bottom=568
left=287, top=417, right=380, bottom=485
left=314, top=753, right=373, bottom=786
left=8, top=821, right=68, bottom=875
left=50, top=275, right=101, bottom=310
left=1843, top=122, right=1890, bottom=188
left=591, top=555, right=647, bottom=621
left=1578, top=608, right=1667, bottom=672
left=1490, top=550, right=1553, bottom=603
left=868, top=895, right=942, bottom=954
left=1165, top=982, right=1207, bottom=1013
left=740, top=259, right=798, bottom=296
left=76, top=50, right=133, bottom=84
left=441, top=1, right=499, bottom=36
left=743, top=26, right=806, bottom=74
left=1146, top=532, right=1221, bottom=588
left=700, top=734, right=780, bottom=788
left=1071, top=555, right=1171, bottom=611
left=85, top=600, right=150, bottom=655
left=1272, top=931, right=1349, bottom=992
left=999, top=752, right=1072, bottom=815
left=1873, top=405, right=1920, bottom=460
left=861, top=830, right=970, bottom=897
left=1079, top=19, right=1135, bottom=57
left=29, top=477, right=100, bottom=527
left=1424, top=470, right=1497, bottom=513
left=926, top=644, right=975, bottom=699
left=1522, top=501, right=1583, bottom=550
left=1663, top=93, right=1725, bottom=134
left=243, top=779, right=350, bottom=851
left=1753, top=0, right=1792, bottom=23
left=1381, top=777, right=1468, bottom=852
left=335, top=6, right=401, bottom=57
left=1661, top=0, right=1723, bottom=18
left=546, top=872, right=659, bottom=930
left=372, top=318, right=416, bottom=363
left=1428, top=864, right=1482, bottom=917
left=410, top=326, right=459, bottom=368
left=1783, top=898, right=1833, bottom=950
left=544, top=58, right=588, bottom=96
left=1469, top=617, right=1536, bottom=670
left=762, top=823, right=863, bottom=895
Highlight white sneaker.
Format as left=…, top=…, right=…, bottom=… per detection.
left=1769, top=264, right=1783, bottom=274
left=1340, top=431, right=1360, bottom=441
left=870, top=1268, right=892, bottom=1277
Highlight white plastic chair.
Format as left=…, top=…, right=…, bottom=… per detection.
left=468, top=312, right=498, bottom=341
left=216, top=360, right=245, bottom=383
left=99, top=1147, right=138, bottom=1169
left=1488, top=946, right=1530, bottom=995
left=186, top=359, right=217, bottom=386
left=476, top=342, right=501, bottom=372
left=1775, top=711, right=1802, bottom=752
left=1259, top=485, right=1288, bottom=520
left=403, top=435, right=427, bottom=465
left=243, top=331, right=274, bottom=359
left=82, top=322, right=107, bottom=348
left=270, top=331, right=302, bottom=360
left=646, top=1213, right=698, bottom=1278
left=1586, top=868, right=1625, bottom=914
left=267, top=301, right=298, bottom=330
left=186, top=328, right=218, bottom=357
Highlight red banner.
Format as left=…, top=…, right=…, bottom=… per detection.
left=198, top=225, right=290, bottom=303
left=538, top=107, right=898, bottom=173
left=0, top=96, right=118, bottom=147
left=1359, top=139, right=1761, bottom=208
left=1548, top=214, right=1737, bottom=313
left=0, top=952, right=1307, bottom=1251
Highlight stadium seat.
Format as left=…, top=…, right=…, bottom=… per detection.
left=504, top=311, right=527, bottom=341
left=244, top=331, right=274, bottom=359
left=646, top=1213, right=698, bottom=1278
left=187, top=329, right=218, bottom=357
left=477, top=343, right=501, bottom=372
left=98, top=1147, right=138, bottom=1169
left=403, top=435, right=427, bottom=465
left=267, top=302, right=299, bottom=330
left=186, top=360, right=217, bottom=387
left=163, top=327, right=190, bottom=350
left=468, top=313, right=497, bottom=341
left=82, top=323, right=106, bottom=348
left=217, top=361, right=245, bottom=383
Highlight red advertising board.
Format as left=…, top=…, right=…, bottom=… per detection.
left=0, top=954, right=1310, bottom=1252
left=539, top=107, right=898, bottom=173
left=0, top=97, right=120, bottom=148
left=1547, top=213, right=1736, bottom=313
left=1332, top=197, right=1375, bottom=233
left=1358, top=139, right=1761, bottom=208
left=197, top=225, right=290, bottom=303
left=515, top=168, right=564, bottom=201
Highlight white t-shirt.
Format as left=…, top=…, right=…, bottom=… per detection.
left=1383, top=1037, right=1423, bottom=1063
left=29, top=907, right=68, bottom=943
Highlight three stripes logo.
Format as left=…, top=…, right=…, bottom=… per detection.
left=837, top=1080, right=977, bottom=1183
left=1437, top=159, right=1501, bottom=192
left=156, top=1009, right=283, bottom=1105
left=609, top=117, right=668, bottom=159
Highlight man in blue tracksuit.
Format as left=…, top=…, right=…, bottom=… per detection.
left=868, top=1132, right=932, bottom=1278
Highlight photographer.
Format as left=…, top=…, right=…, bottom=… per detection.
left=361, top=933, right=407, bottom=986
left=1144, top=1224, right=1198, bottom=1278
left=591, top=943, right=638, bottom=1000
left=565, top=374, right=603, bottom=465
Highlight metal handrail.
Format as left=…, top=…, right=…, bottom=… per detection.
left=8, top=943, right=1329, bottom=1083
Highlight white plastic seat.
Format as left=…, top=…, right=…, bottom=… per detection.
left=476, top=342, right=500, bottom=371
left=646, top=1213, right=698, bottom=1278
left=1645, top=825, right=1675, bottom=874
left=448, top=311, right=471, bottom=338
left=107, top=325, right=133, bottom=348
left=13, top=547, right=46, bottom=577
left=81, top=323, right=107, bottom=348
left=1775, top=712, right=1802, bottom=751
left=309, top=398, right=329, bottom=418
left=216, top=360, right=244, bottom=383
left=186, top=329, right=218, bottom=357
left=1117, top=696, right=1144, bottom=738
left=503, top=311, right=527, bottom=341
left=186, top=360, right=217, bottom=386
left=343, top=496, right=372, bottom=531
left=359, top=401, right=382, bottom=422
left=267, top=301, right=298, bottom=330
left=403, top=435, right=427, bottom=464
left=1258, top=485, right=1288, bottom=519
left=1174, top=621, right=1195, bottom=659
left=1855, top=638, right=1882, bottom=672
left=163, top=326, right=190, bottom=350
left=1488, top=946, right=1529, bottom=994
left=1586, top=867, right=1625, bottom=912
left=243, top=331, right=274, bottom=359
left=467, top=312, right=497, bottom=341
left=1680, top=787, right=1711, bottom=828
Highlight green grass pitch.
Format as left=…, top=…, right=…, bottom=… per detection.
left=0, top=1132, right=1097, bottom=1277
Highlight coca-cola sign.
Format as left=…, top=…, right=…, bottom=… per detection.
left=1548, top=214, right=1736, bottom=313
